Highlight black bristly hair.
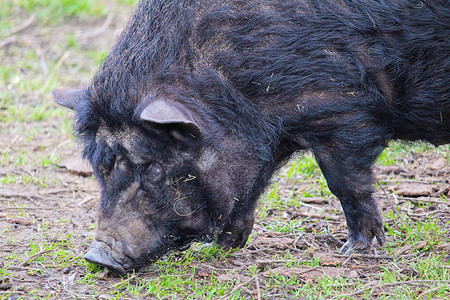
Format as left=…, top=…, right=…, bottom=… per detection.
left=79, top=0, right=448, bottom=151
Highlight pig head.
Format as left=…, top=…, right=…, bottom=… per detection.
left=53, top=88, right=271, bottom=275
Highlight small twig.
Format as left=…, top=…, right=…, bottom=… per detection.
left=338, top=280, right=450, bottom=298
left=42, top=50, right=71, bottom=91
left=21, top=250, right=52, bottom=266
left=254, top=275, right=262, bottom=300
left=398, top=197, right=449, bottom=205
left=55, top=51, right=72, bottom=71
left=377, top=179, right=444, bottom=184
left=219, top=276, right=255, bottom=299
left=342, top=253, right=354, bottom=266
left=47, top=278, right=61, bottom=298
left=77, top=13, right=114, bottom=39
left=253, top=259, right=291, bottom=265
left=77, top=196, right=96, bottom=207
left=418, top=286, right=442, bottom=298
left=292, top=212, right=341, bottom=221
left=50, top=140, right=71, bottom=158
left=0, top=207, right=71, bottom=211
left=259, top=266, right=321, bottom=278
left=200, top=264, right=243, bottom=272
left=293, top=232, right=305, bottom=249
left=296, top=202, right=323, bottom=211
left=377, top=178, right=407, bottom=227
left=233, top=246, right=271, bottom=256
left=5, top=14, right=36, bottom=36
left=394, top=243, right=414, bottom=256
left=111, top=274, right=137, bottom=289
left=38, top=188, right=75, bottom=195
left=0, top=35, right=16, bottom=48
left=300, top=197, right=330, bottom=204
left=315, top=233, right=345, bottom=246
left=0, top=15, right=36, bottom=47
left=435, top=242, right=450, bottom=249
left=39, top=187, right=96, bottom=195
left=62, top=276, right=88, bottom=299
left=0, top=190, right=44, bottom=200
left=0, top=291, right=25, bottom=295
left=7, top=266, right=34, bottom=272
left=1, top=135, right=19, bottom=154
left=333, top=253, right=407, bottom=260
left=19, top=39, right=48, bottom=75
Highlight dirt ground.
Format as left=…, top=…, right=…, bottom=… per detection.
left=0, top=4, right=449, bottom=299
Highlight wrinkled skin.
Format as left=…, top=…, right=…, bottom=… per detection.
left=53, top=0, right=449, bottom=275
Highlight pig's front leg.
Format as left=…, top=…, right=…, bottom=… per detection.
left=312, top=141, right=386, bottom=254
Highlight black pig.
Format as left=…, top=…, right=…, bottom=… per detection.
left=53, top=0, right=449, bottom=275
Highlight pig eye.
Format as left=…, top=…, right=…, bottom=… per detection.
left=141, top=162, right=164, bottom=182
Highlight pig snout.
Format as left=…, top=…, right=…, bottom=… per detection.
left=84, top=241, right=129, bottom=276
left=84, top=215, right=168, bottom=275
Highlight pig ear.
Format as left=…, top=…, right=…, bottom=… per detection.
left=52, top=88, right=85, bottom=110
left=140, top=100, right=201, bottom=134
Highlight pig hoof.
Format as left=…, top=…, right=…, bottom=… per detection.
left=339, top=237, right=373, bottom=255
left=339, top=228, right=385, bottom=255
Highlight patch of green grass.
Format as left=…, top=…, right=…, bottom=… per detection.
left=20, top=173, right=47, bottom=187
left=0, top=174, right=17, bottom=184
left=257, top=154, right=332, bottom=221
left=257, top=183, right=281, bottom=219
left=377, top=148, right=398, bottom=166
left=0, top=1, right=106, bottom=53
left=116, top=0, right=139, bottom=5
left=286, top=153, right=319, bottom=179
left=259, top=218, right=306, bottom=233
left=1, top=153, right=12, bottom=167
left=39, top=153, right=61, bottom=167
left=20, top=236, right=85, bottom=271
left=0, top=105, right=53, bottom=122
left=1, top=149, right=29, bottom=167
left=377, top=141, right=437, bottom=166
left=384, top=213, right=449, bottom=253
left=371, top=255, right=450, bottom=298
left=66, top=33, right=79, bottom=48
left=85, top=49, right=109, bottom=65
left=15, top=149, right=29, bottom=166
left=18, top=0, right=106, bottom=22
